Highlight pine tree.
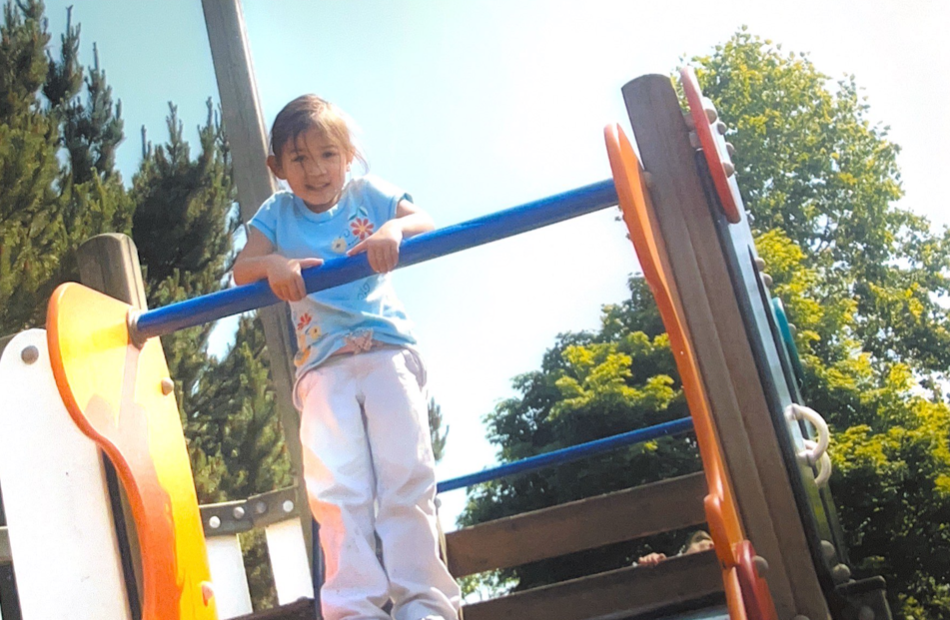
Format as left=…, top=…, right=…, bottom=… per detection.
left=129, top=100, right=240, bottom=501
left=190, top=313, right=292, bottom=501
left=130, top=101, right=237, bottom=415
left=428, top=398, right=448, bottom=463
left=0, top=0, right=131, bottom=335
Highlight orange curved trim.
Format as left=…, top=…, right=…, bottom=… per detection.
left=604, top=123, right=743, bottom=556
left=605, top=123, right=778, bottom=620
left=680, top=67, right=741, bottom=224
left=47, top=283, right=216, bottom=620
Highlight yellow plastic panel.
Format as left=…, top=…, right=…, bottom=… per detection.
left=47, top=282, right=216, bottom=620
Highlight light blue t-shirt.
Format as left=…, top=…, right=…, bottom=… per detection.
left=249, top=174, right=417, bottom=399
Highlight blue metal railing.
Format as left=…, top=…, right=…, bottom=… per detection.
left=437, top=417, right=694, bottom=493
left=133, top=179, right=618, bottom=340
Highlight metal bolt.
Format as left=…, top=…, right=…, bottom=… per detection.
left=233, top=506, right=246, bottom=520
left=716, top=121, right=727, bottom=135
left=704, top=107, right=718, bottom=124
left=201, top=581, right=215, bottom=605
left=726, top=142, right=736, bottom=157
left=161, top=378, right=174, bottom=395
left=642, top=172, right=655, bottom=189
left=722, top=161, right=736, bottom=177
left=762, top=273, right=773, bottom=287
left=21, top=345, right=39, bottom=364
left=858, top=606, right=875, bottom=620
left=255, top=500, right=268, bottom=515
left=754, top=257, right=766, bottom=271
left=820, top=540, right=836, bottom=563
left=282, top=500, right=295, bottom=514
left=208, top=516, right=221, bottom=529
left=753, top=555, right=769, bottom=577
left=789, top=323, right=797, bottom=336
left=832, top=563, right=851, bottom=584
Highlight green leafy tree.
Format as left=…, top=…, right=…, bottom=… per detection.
left=692, top=27, right=950, bottom=383
left=692, top=33, right=950, bottom=616
left=462, top=29, right=950, bottom=617
left=460, top=289, right=702, bottom=589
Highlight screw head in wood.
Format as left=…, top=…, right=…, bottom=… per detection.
left=21, top=346, right=39, bottom=364
left=832, top=563, right=852, bottom=583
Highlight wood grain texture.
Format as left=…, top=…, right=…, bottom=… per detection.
left=446, top=473, right=707, bottom=578
left=463, top=550, right=722, bottom=620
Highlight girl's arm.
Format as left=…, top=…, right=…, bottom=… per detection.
left=347, top=199, right=435, bottom=273
left=234, top=227, right=322, bottom=301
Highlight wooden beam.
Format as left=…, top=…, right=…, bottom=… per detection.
left=621, top=74, right=830, bottom=619
left=201, top=0, right=311, bottom=566
left=462, top=550, right=723, bottom=620
left=446, top=473, right=706, bottom=578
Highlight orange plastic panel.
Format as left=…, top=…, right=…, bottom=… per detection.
left=736, top=540, right=778, bottom=620
left=680, top=67, right=742, bottom=224
left=604, top=123, right=743, bottom=564
left=47, top=283, right=216, bottom=620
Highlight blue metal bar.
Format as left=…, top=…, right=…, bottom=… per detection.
left=436, top=417, right=694, bottom=493
left=133, top=179, right=618, bottom=340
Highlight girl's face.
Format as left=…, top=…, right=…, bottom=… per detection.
left=268, top=127, right=352, bottom=213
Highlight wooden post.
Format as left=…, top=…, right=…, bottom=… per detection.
left=622, top=75, right=830, bottom=619
left=200, top=0, right=312, bottom=567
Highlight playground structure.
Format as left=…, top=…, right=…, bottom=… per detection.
left=0, top=4, right=895, bottom=619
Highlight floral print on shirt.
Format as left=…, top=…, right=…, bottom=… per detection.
left=350, top=217, right=374, bottom=240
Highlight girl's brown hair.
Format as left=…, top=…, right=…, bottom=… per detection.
left=269, top=95, right=366, bottom=168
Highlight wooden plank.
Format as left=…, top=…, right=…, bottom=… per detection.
left=622, top=74, right=830, bottom=619
left=446, top=473, right=706, bottom=577
left=0, top=330, right=131, bottom=620
left=201, top=0, right=310, bottom=565
left=463, top=550, right=722, bottom=620
left=232, top=598, right=315, bottom=620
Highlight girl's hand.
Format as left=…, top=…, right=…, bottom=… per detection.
left=266, top=257, right=323, bottom=301
left=636, top=552, right=667, bottom=567
left=347, top=221, right=403, bottom=273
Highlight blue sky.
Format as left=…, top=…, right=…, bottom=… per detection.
left=42, top=0, right=950, bottom=526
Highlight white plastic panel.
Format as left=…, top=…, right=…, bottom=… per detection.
left=264, top=519, right=313, bottom=605
left=0, top=330, right=131, bottom=619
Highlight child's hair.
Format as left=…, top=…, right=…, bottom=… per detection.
left=679, top=530, right=713, bottom=555
left=269, top=94, right=366, bottom=169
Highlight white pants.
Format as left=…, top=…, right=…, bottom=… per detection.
left=298, top=348, right=461, bottom=620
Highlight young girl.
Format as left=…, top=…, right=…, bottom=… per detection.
left=233, top=95, right=461, bottom=620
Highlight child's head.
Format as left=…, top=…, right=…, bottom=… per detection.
left=681, top=530, right=714, bottom=555
left=267, top=95, right=366, bottom=212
